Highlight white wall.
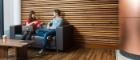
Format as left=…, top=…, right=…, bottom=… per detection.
left=13, top=0, right=21, bottom=25
left=4, top=0, right=21, bottom=36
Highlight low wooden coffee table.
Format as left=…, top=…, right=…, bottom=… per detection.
left=0, top=39, right=34, bottom=60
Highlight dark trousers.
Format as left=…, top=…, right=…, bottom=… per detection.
left=22, top=31, right=33, bottom=40
left=36, top=29, right=56, bottom=50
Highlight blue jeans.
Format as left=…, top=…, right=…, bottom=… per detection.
left=36, top=28, right=56, bottom=50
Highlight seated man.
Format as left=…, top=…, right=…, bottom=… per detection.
left=36, top=9, right=63, bottom=55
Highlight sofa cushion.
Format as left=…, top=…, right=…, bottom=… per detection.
left=32, top=35, right=56, bottom=49
left=31, top=36, right=45, bottom=48
left=15, top=34, right=23, bottom=40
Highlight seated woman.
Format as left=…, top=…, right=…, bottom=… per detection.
left=36, top=9, right=63, bottom=55
left=22, top=10, right=40, bottom=40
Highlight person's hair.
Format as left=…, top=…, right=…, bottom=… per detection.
left=54, top=9, right=61, bottom=16
left=29, top=10, right=36, bottom=22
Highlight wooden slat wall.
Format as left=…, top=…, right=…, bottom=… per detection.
left=21, top=0, right=119, bottom=48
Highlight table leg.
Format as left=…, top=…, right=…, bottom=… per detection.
left=16, top=46, right=28, bottom=60
left=0, top=47, right=8, bottom=60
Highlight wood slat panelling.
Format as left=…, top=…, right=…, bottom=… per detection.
left=21, top=0, right=119, bottom=48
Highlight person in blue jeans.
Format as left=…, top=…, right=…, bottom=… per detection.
left=36, top=9, right=63, bottom=55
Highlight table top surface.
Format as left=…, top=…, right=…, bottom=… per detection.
left=0, top=39, right=34, bottom=47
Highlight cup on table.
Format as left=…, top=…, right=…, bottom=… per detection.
left=2, top=35, right=8, bottom=43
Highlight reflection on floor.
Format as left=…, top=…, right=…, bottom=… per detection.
left=8, top=48, right=116, bottom=60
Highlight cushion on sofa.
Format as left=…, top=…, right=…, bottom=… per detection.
left=15, top=34, right=23, bottom=40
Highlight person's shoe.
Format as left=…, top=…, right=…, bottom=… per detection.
left=36, top=49, right=45, bottom=56
left=39, top=49, right=44, bottom=54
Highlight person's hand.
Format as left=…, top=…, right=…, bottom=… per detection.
left=22, top=23, right=26, bottom=26
left=47, top=26, right=53, bottom=29
left=27, top=22, right=35, bottom=26
left=26, top=24, right=31, bottom=26
left=33, top=21, right=37, bottom=24
left=47, top=27, right=50, bottom=29
left=48, top=27, right=55, bottom=29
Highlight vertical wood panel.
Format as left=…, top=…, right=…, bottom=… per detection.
left=21, top=0, right=119, bottom=48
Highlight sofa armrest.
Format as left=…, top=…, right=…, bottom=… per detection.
left=56, top=25, right=73, bottom=50
left=10, top=25, right=22, bottom=39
